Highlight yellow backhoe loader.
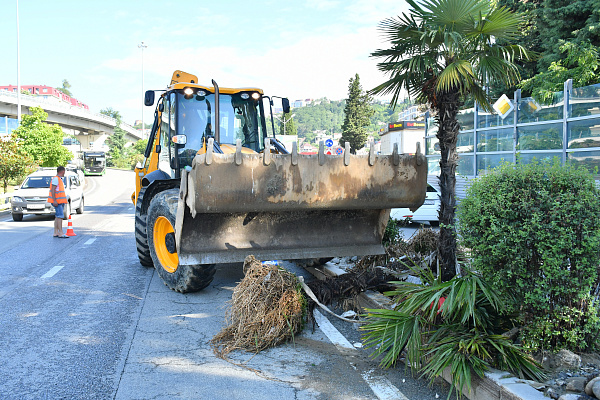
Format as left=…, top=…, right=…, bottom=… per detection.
left=133, top=70, right=427, bottom=293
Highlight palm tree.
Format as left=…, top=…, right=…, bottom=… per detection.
left=370, top=0, right=529, bottom=281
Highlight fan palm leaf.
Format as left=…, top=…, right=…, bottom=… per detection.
left=370, top=0, right=530, bottom=281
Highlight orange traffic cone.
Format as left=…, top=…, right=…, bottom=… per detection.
left=65, top=214, right=77, bottom=237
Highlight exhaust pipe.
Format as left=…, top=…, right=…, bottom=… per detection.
left=211, top=79, right=220, bottom=144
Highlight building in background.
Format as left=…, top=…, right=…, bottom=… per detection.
left=0, top=85, right=89, bottom=110
left=379, top=120, right=426, bottom=155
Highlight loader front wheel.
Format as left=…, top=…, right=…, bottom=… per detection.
left=147, top=189, right=216, bottom=293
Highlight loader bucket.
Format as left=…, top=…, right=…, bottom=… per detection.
left=174, top=140, right=427, bottom=265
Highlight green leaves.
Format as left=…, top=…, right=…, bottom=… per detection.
left=12, top=106, right=73, bottom=167
left=339, top=74, right=374, bottom=153
left=370, top=0, right=530, bottom=110
left=361, top=265, right=543, bottom=397
left=457, top=159, right=600, bottom=351
left=0, top=134, right=36, bottom=192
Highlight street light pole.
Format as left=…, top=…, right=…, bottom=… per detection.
left=16, top=0, right=21, bottom=124
left=274, top=113, right=295, bottom=135
left=138, top=41, right=147, bottom=138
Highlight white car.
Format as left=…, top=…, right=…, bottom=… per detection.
left=390, top=184, right=440, bottom=224
left=10, top=169, right=85, bottom=221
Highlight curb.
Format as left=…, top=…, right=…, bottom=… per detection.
left=306, top=263, right=546, bottom=400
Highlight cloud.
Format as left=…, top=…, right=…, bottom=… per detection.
left=94, top=0, right=411, bottom=122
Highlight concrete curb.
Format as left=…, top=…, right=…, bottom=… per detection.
left=307, top=263, right=547, bottom=400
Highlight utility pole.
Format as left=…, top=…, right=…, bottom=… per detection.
left=16, top=0, right=21, bottom=123
left=138, top=41, right=147, bottom=138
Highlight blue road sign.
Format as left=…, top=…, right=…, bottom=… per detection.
left=325, top=139, right=334, bottom=147
left=335, top=147, right=343, bottom=155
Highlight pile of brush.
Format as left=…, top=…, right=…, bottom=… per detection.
left=212, top=255, right=393, bottom=356
left=211, top=255, right=306, bottom=357
left=354, top=227, right=439, bottom=274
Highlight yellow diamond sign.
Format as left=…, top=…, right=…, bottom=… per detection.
left=493, top=94, right=514, bottom=119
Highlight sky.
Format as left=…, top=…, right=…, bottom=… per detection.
left=1, top=0, right=410, bottom=126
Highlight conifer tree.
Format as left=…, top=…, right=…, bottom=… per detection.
left=339, top=74, right=374, bottom=153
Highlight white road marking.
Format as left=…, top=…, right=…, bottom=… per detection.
left=313, top=310, right=354, bottom=349
left=361, top=370, right=410, bottom=400
left=313, top=310, right=410, bottom=400
left=84, top=238, right=96, bottom=245
left=41, top=265, right=64, bottom=279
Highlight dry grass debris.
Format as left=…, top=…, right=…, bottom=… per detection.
left=354, top=227, right=439, bottom=274
left=211, top=255, right=306, bottom=357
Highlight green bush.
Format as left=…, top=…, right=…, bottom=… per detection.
left=457, top=159, right=600, bottom=351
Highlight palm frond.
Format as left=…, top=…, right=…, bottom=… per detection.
left=468, top=6, right=522, bottom=41
left=436, top=59, right=475, bottom=94
left=361, top=309, right=425, bottom=369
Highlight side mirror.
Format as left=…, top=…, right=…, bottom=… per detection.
left=281, top=98, right=290, bottom=114
left=155, top=144, right=161, bottom=154
left=144, top=90, right=155, bottom=106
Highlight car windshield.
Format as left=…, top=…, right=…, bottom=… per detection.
left=21, top=176, right=66, bottom=189
left=84, top=156, right=105, bottom=168
left=177, top=91, right=267, bottom=157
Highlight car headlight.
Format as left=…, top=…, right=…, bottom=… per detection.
left=12, top=196, right=25, bottom=203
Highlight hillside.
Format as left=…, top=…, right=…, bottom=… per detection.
left=282, top=98, right=415, bottom=143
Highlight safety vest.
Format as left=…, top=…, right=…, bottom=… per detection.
left=47, top=176, right=68, bottom=204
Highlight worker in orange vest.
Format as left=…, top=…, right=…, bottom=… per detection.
left=48, top=166, right=69, bottom=238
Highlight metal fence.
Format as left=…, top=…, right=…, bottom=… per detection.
left=425, top=80, right=600, bottom=194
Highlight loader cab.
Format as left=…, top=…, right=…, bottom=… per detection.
left=157, top=88, right=269, bottom=177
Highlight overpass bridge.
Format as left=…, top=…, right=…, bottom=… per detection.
left=0, top=91, right=143, bottom=151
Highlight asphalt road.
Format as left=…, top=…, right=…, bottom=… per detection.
left=0, top=169, right=454, bottom=400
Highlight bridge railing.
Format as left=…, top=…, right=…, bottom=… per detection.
left=0, top=90, right=143, bottom=140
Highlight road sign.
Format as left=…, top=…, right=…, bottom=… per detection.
left=325, top=139, right=334, bottom=147
left=493, top=94, right=514, bottom=119
left=335, top=147, right=343, bottom=155
left=326, top=150, right=332, bottom=155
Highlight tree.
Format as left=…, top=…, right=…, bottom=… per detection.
left=370, top=0, right=529, bottom=281
left=100, top=107, right=128, bottom=166
left=13, top=106, right=73, bottom=167
left=494, top=0, right=600, bottom=97
left=278, top=112, right=297, bottom=136
left=520, top=40, right=600, bottom=102
left=339, top=74, right=374, bottom=153
left=0, top=135, right=36, bottom=193
left=56, top=79, right=73, bottom=97
left=132, top=139, right=148, bottom=155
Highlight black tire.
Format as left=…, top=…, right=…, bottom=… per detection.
left=135, top=187, right=153, bottom=267
left=147, top=189, right=216, bottom=293
left=76, top=197, right=84, bottom=214
left=12, top=213, right=23, bottom=222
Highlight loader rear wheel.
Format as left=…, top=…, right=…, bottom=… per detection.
left=147, top=189, right=216, bottom=293
left=135, top=187, right=153, bottom=267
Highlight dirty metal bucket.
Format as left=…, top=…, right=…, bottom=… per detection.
left=174, top=139, right=427, bottom=265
